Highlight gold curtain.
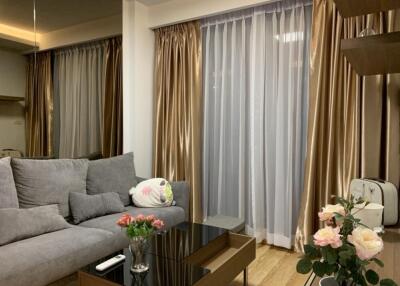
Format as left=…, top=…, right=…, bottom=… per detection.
left=153, top=21, right=203, bottom=223
left=25, top=51, right=53, bottom=157
left=103, top=37, right=123, bottom=157
left=295, top=0, right=400, bottom=251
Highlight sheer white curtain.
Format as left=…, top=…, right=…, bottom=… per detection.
left=54, top=43, right=105, bottom=158
left=202, top=0, right=312, bottom=248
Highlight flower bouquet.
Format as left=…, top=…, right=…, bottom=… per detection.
left=116, top=214, right=164, bottom=273
left=296, top=196, right=397, bottom=286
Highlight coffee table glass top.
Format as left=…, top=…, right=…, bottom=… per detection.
left=80, top=222, right=228, bottom=286
left=147, top=222, right=227, bottom=260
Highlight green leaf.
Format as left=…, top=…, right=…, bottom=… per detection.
left=326, top=263, right=338, bottom=275
left=296, top=258, right=312, bottom=274
left=304, top=244, right=319, bottom=259
left=366, top=269, right=380, bottom=285
left=380, top=279, right=398, bottom=286
left=312, top=261, right=327, bottom=277
left=339, top=250, right=351, bottom=259
left=326, top=247, right=338, bottom=264
left=371, top=258, right=384, bottom=267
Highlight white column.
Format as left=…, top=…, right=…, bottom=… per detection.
left=122, top=0, right=135, bottom=155
left=123, top=0, right=154, bottom=178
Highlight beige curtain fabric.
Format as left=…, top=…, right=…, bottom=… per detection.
left=103, top=37, right=123, bottom=157
left=55, top=42, right=105, bottom=159
left=153, top=21, right=203, bottom=223
left=25, top=51, right=53, bottom=157
left=295, top=0, right=400, bottom=250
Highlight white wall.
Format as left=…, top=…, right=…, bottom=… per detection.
left=39, top=14, right=122, bottom=51
left=0, top=48, right=26, bottom=154
left=123, top=0, right=154, bottom=177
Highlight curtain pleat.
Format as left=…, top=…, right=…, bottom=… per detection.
left=153, top=21, right=203, bottom=223
left=103, top=37, right=123, bottom=157
left=25, top=51, right=53, bottom=157
left=295, top=0, right=400, bottom=251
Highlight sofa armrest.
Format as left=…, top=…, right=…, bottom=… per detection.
left=134, top=177, right=190, bottom=221
left=170, top=181, right=190, bottom=221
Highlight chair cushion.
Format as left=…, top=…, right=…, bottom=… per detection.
left=79, top=206, right=185, bottom=234
left=69, top=192, right=125, bottom=224
left=86, top=153, right=137, bottom=206
left=0, top=227, right=120, bottom=286
left=0, top=157, right=19, bottom=209
left=0, top=205, right=71, bottom=246
left=12, top=158, right=88, bottom=218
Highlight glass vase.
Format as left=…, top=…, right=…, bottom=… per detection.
left=129, top=236, right=149, bottom=273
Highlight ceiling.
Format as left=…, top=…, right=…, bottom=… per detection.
left=0, top=0, right=122, bottom=33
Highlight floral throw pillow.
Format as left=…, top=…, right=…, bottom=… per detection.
left=129, top=178, right=173, bottom=208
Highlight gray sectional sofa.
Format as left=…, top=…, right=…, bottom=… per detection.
left=0, top=153, right=188, bottom=286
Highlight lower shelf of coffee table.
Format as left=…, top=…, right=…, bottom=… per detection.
left=186, top=232, right=256, bottom=286
left=78, top=232, right=256, bottom=286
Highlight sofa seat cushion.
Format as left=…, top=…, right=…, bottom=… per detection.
left=0, top=226, right=121, bottom=286
left=79, top=206, right=185, bottom=234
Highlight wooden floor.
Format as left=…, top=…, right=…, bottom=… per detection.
left=230, top=243, right=308, bottom=286
left=51, top=243, right=309, bottom=286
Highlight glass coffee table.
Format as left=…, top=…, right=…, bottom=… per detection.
left=79, top=222, right=256, bottom=286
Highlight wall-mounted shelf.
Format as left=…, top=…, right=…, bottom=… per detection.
left=334, top=0, right=400, bottom=18
left=0, top=95, right=24, bottom=102
left=341, top=31, right=400, bottom=76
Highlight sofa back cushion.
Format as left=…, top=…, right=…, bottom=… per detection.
left=86, top=153, right=137, bottom=206
left=12, top=158, right=88, bottom=217
left=0, top=157, right=19, bottom=209
left=0, top=204, right=71, bottom=246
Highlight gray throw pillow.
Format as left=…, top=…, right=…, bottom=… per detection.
left=86, top=153, right=137, bottom=206
left=69, top=192, right=125, bottom=224
left=0, top=157, right=19, bottom=209
left=12, top=158, right=88, bottom=217
left=0, top=205, right=70, bottom=246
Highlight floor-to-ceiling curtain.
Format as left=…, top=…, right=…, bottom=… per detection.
left=295, top=0, right=400, bottom=250
left=103, top=37, right=123, bottom=157
left=26, top=51, right=53, bottom=157
left=153, top=21, right=203, bottom=223
left=202, top=0, right=312, bottom=248
left=54, top=42, right=105, bottom=158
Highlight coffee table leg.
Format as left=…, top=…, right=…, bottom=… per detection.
left=243, top=267, right=248, bottom=286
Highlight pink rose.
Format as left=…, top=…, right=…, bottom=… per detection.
left=348, top=227, right=383, bottom=260
left=146, top=215, right=155, bottom=222
left=318, top=204, right=345, bottom=224
left=152, top=219, right=165, bottom=230
left=116, top=214, right=134, bottom=227
left=313, top=226, right=343, bottom=248
left=135, top=214, right=145, bottom=222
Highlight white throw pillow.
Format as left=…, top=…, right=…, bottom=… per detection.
left=129, top=178, right=174, bottom=208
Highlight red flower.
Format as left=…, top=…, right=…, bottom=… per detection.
left=116, top=214, right=134, bottom=227
left=146, top=215, right=155, bottom=222
left=152, top=219, right=165, bottom=230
